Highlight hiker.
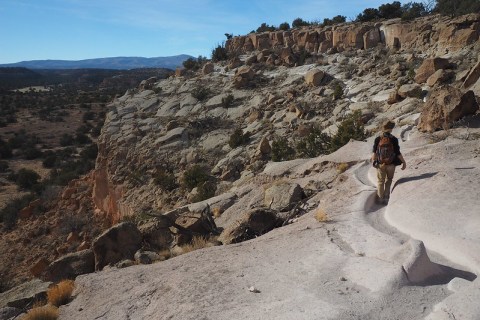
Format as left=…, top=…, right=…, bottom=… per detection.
left=371, top=120, right=406, bottom=204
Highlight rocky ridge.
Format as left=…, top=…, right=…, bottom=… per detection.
left=1, top=13, right=480, bottom=320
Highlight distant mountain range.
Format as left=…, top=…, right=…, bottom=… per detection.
left=0, top=55, right=193, bottom=70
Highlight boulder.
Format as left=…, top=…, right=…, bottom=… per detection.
left=305, top=69, right=326, bottom=87
left=218, top=208, right=282, bottom=244
left=426, top=69, right=453, bottom=87
left=0, top=279, right=51, bottom=309
left=0, top=307, right=22, bottom=320
left=44, top=249, right=95, bottom=282
left=138, top=77, right=157, bottom=91
left=463, top=60, right=480, bottom=89
left=138, top=219, right=174, bottom=250
left=257, top=136, right=271, bottom=155
left=202, top=62, right=214, bottom=75
left=414, top=58, right=450, bottom=84
left=92, top=222, right=142, bottom=271
left=233, top=66, right=255, bottom=89
left=397, top=84, right=422, bottom=99
left=264, top=182, right=304, bottom=212
left=30, top=258, right=50, bottom=278
left=418, top=86, right=479, bottom=132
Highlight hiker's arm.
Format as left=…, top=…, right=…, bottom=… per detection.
left=371, top=137, right=379, bottom=161
left=398, top=154, right=406, bottom=170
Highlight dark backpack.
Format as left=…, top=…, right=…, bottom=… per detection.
left=377, top=134, right=395, bottom=165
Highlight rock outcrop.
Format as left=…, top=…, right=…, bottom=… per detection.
left=418, top=86, right=479, bottom=132
left=43, top=249, right=95, bottom=282
left=92, top=222, right=142, bottom=270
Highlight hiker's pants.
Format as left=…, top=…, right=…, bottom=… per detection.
left=377, top=164, right=396, bottom=199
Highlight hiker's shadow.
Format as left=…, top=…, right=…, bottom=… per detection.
left=392, top=172, right=438, bottom=192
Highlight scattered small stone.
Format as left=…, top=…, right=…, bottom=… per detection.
left=248, top=286, right=261, bottom=293
left=339, top=277, right=347, bottom=281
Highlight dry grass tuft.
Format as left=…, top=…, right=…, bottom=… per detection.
left=21, top=305, right=59, bottom=320
left=179, top=236, right=210, bottom=254
left=314, top=208, right=330, bottom=222
left=47, top=280, right=75, bottom=307
left=336, top=163, right=349, bottom=173
left=212, top=207, right=222, bottom=218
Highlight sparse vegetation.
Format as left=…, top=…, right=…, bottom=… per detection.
left=0, top=194, right=35, bottom=229
left=182, top=165, right=211, bottom=191
left=153, top=169, right=178, bottom=192
left=314, top=208, right=330, bottom=222
left=336, top=163, right=350, bottom=173
left=192, top=180, right=217, bottom=202
left=228, top=129, right=250, bottom=148
left=271, top=137, right=295, bottom=162
left=179, top=236, right=210, bottom=254
left=47, top=280, right=75, bottom=307
left=191, top=86, right=211, bottom=101
left=332, top=83, right=344, bottom=100
left=222, top=94, right=235, bottom=108
left=211, top=44, right=228, bottom=62
left=330, top=110, right=367, bottom=152
left=296, top=126, right=331, bottom=158
left=15, top=168, right=41, bottom=190
left=21, top=305, right=59, bottom=320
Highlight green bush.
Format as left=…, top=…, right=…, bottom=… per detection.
left=329, top=110, right=367, bottom=152
left=80, top=144, right=98, bottom=160
left=228, top=129, right=250, bottom=148
left=75, top=133, right=92, bottom=145
left=192, top=181, right=217, bottom=202
left=292, top=17, right=310, bottom=28
left=183, top=58, right=198, bottom=70
left=15, top=168, right=41, bottom=190
left=278, top=22, right=290, bottom=31
left=42, top=154, right=57, bottom=168
left=222, top=94, right=235, bottom=108
left=435, top=0, right=480, bottom=16
left=333, top=83, right=344, bottom=100
left=60, top=134, right=75, bottom=146
left=296, top=126, right=331, bottom=158
left=0, top=194, right=34, bottom=229
left=401, top=2, right=428, bottom=20
left=23, top=147, right=43, bottom=160
left=256, top=22, right=276, bottom=33
left=182, top=165, right=210, bottom=191
left=0, top=138, right=12, bottom=159
left=153, top=170, right=178, bottom=191
left=211, top=44, right=228, bottom=62
left=0, top=160, right=9, bottom=173
left=271, top=137, right=295, bottom=162
left=192, top=86, right=211, bottom=101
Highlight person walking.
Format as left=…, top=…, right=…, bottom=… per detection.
left=371, top=120, right=406, bottom=204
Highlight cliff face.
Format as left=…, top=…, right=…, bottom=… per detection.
left=226, top=14, right=480, bottom=59
left=91, top=13, right=480, bottom=224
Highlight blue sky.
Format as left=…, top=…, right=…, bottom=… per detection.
left=0, top=0, right=411, bottom=63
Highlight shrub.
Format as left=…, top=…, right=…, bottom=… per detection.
left=82, top=111, right=95, bottom=121
left=183, top=57, right=198, bottom=70
left=271, top=137, right=295, bottom=162
left=47, top=280, right=75, bottom=307
left=256, top=22, right=276, bottom=33
left=153, top=170, right=178, bottom=191
left=435, top=0, right=480, bottom=16
left=21, top=305, right=59, bottom=320
left=193, top=180, right=217, bottom=202
left=24, top=147, right=43, bottom=160
left=333, top=83, right=344, bottom=100
left=228, top=129, right=250, bottom=148
left=336, top=163, right=350, bottom=173
left=80, top=144, right=98, bottom=160
left=295, top=126, right=331, bottom=158
left=75, top=133, right=91, bottom=145
left=0, top=138, right=12, bottom=158
left=211, top=44, right=228, bottom=62
left=292, top=17, right=310, bottom=28
left=179, top=236, right=210, bottom=254
left=0, top=160, right=9, bottom=173
left=330, top=110, right=367, bottom=152
left=401, top=2, right=428, bottom=20
left=314, top=208, right=330, bottom=222
left=278, top=22, right=290, bottom=30
left=191, top=86, right=211, bottom=101
left=222, top=94, right=235, bottom=108
left=356, top=8, right=380, bottom=22
left=182, top=165, right=210, bottom=190
left=0, top=194, right=34, bottom=229
left=16, top=168, right=41, bottom=190
left=378, top=1, right=403, bottom=19
left=59, top=134, right=74, bottom=147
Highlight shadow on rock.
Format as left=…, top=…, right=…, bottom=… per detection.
left=392, top=172, right=438, bottom=192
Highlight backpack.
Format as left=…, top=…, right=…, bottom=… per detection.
left=377, top=134, right=395, bottom=165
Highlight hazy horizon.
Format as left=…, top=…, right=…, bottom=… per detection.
left=1, top=0, right=412, bottom=64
